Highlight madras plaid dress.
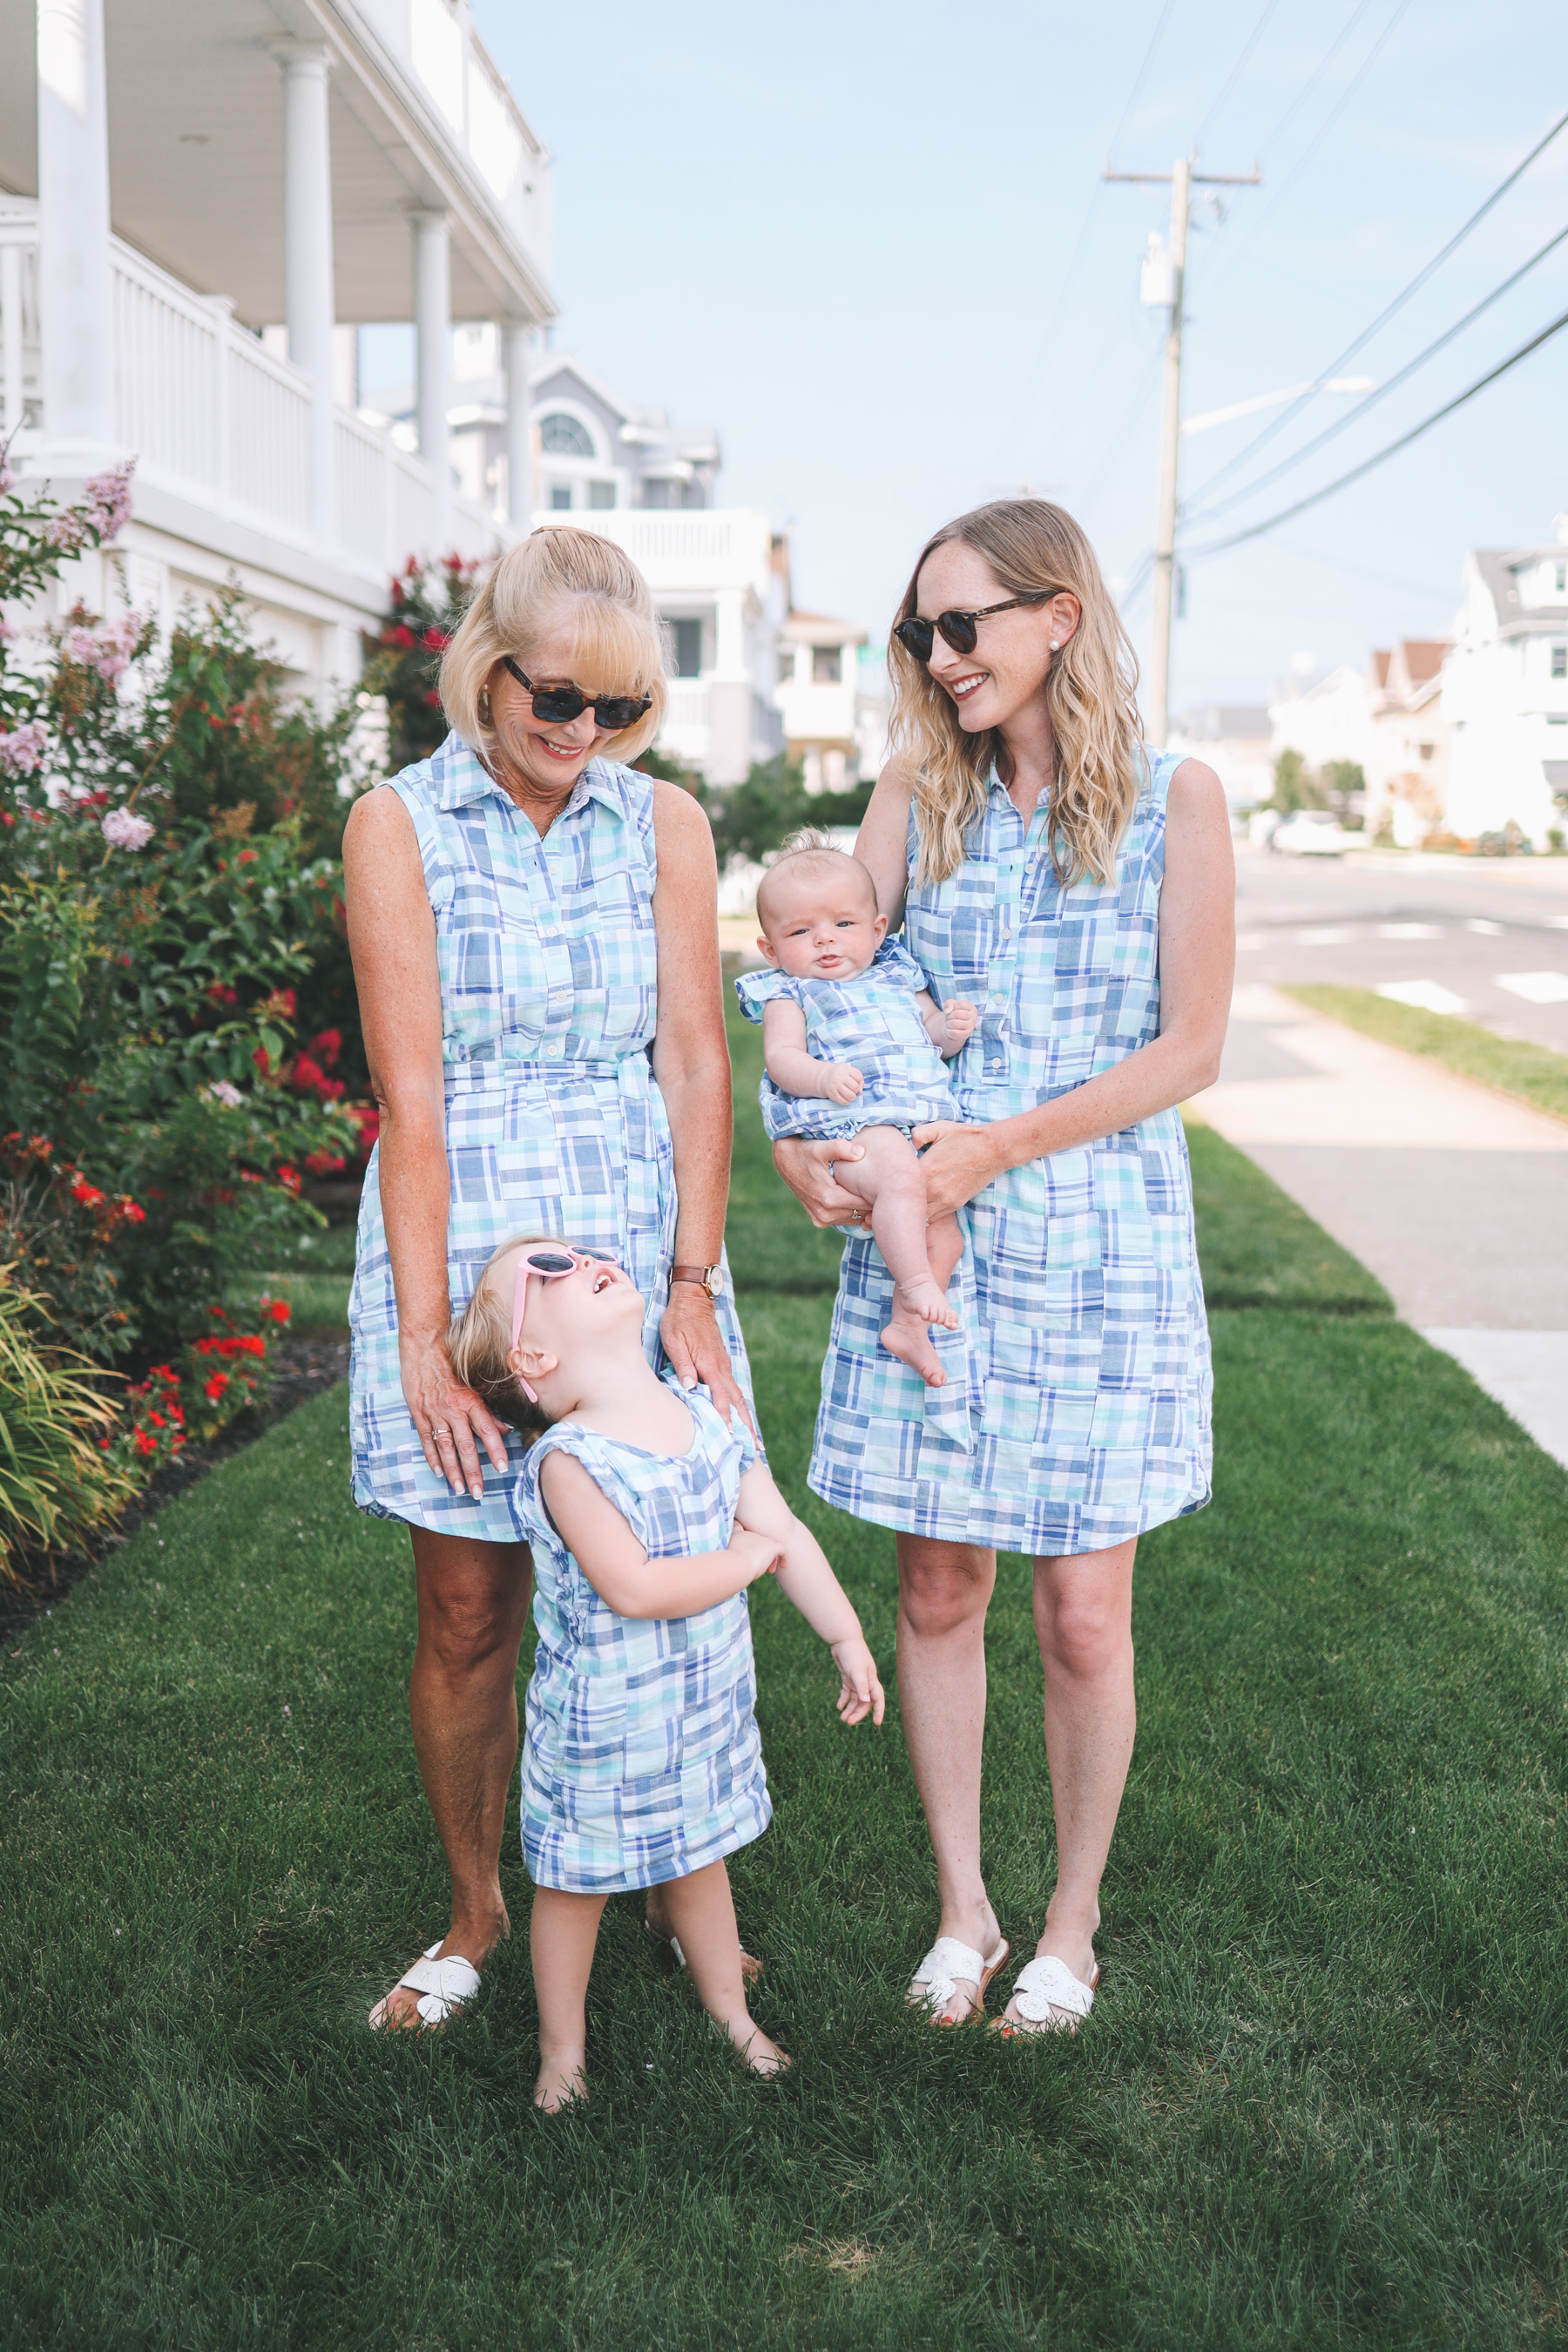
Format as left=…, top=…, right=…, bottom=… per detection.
left=808, top=752, right=1213, bottom=1556
left=512, top=1388, right=772, bottom=1892
left=734, top=939, right=955, bottom=1141
left=348, top=735, right=753, bottom=1541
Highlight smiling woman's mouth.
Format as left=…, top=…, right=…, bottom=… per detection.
left=950, top=673, right=987, bottom=700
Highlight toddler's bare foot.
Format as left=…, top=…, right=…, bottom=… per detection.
left=533, top=2049, right=588, bottom=2112
left=722, top=2017, right=790, bottom=2077
left=882, top=1309, right=947, bottom=1387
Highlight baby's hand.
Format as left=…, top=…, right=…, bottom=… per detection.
left=727, top=1527, right=784, bottom=1584
left=939, top=998, right=978, bottom=1052
left=829, top=1635, right=885, bottom=1726
left=822, top=1063, right=865, bottom=1105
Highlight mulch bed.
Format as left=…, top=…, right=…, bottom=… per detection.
left=0, top=1332, right=352, bottom=1642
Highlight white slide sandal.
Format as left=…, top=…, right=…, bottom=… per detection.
left=997, top=1953, right=1098, bottom=2037
left=368, top=1940, right=482, bottom=2031
left=907, top=1933, right=1010, bottom=2024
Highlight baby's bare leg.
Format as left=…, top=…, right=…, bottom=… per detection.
left=661, top=1861, right=787, bottom=2076
left=530, top=1886, right=608, bottom=2110
left=833, top=1128, right=958, bottom=1388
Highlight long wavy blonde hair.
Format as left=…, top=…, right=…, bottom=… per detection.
left=889, top=500, right=1146, bottom=889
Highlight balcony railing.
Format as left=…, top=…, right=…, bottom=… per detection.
left=0, top=204, right=499, bottom=591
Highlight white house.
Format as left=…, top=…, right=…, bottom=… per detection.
left=1167, top=703, right=1272, bottom=808
left=774, top=609, right=869, bottom=794
left=0, top=0, right=554, bottom=690
left=1267, top=665, right=1375, bottom=778
left=1443, top=517, right=1568, bottom=847
left=1366, top=639, right=1450, bottom=845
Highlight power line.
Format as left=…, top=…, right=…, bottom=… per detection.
left=1247, top=0, right=1380, bottom=175
left=1186, top=96, right=1568, bottom=515
left=1195, top=0, right=1283, bottom=148
left=1182, top=301, right=1568, bottom=558
left=1188, top=216, right=1568, bottom=523
left=1000, top=0, right=1179, bottom=458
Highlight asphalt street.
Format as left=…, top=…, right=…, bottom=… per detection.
left=1233, top=842, right=1568, bottom=1054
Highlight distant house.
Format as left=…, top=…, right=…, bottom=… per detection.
left=1443, top=520, right=1568, bottom=846
left=1367, top=640, right=1450, bottom=846
left=774, top=610, right=873, bottom=794
left=1166, top=704, right=1272, bottom=807
left=1267, top=666, right=1374, bottom=777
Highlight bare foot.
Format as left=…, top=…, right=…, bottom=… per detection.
left=722, top=2017, right=790, bottom=2077
left=533, top=2050, right=588, bottom=2111
left=881, top=1309, right=947, bottom=1387
left=896, top=1274, right=958, bottom=1333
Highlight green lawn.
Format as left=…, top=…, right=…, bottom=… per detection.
left=4, top=1024, right=1565, bottom=2346
left=1281, top=984, right=1568, bottom=1126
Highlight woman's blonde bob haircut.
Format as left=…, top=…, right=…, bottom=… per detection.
left=889, top=499, right=1146, bottom=890
left=440, top=526, right=668, bottom=767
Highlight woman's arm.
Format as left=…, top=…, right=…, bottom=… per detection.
left=910, top=759, right=1236, bottom=1218
left=650, top=781, right=748, bottom=1417
left=854, top=759, right=916, bottom=927
left=343, top=789, right=510, bottom=1500
left=733, top=1464, right=885, bottom=1723
left=540, top=1450, right=781, bottom=1618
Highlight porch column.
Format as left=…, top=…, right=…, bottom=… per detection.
left=36, top=0, right=118, bottom=470
left=276, top=44, right=336, bottom=545
left=503, top=322, right=533, bottom=530
left=412, top=210, right=451, bottom=551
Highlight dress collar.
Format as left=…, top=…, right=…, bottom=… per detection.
left=430, top=732, right=624, bottom=820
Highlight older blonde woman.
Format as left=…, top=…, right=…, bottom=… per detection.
left=345, top=528, right=753, bottom=2031
left=774, top=500, right=1234, bottom=2035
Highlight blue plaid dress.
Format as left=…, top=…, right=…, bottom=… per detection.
left=808, top=753, right=1213, bottom=1556
left=348, top=734, right=753, bottom=1540
left=511, top=1387, right=772, bottom=1892
left=734, top=939, right=955, bottom=1141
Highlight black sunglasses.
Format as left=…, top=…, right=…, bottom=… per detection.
left=894, top=593, right=1058, bottom=665
left=501, top=655, right=652, bottom=731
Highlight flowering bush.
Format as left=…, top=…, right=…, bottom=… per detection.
left=106, top=1298, right=290, bottom=1482
left=0, top=460, right=362, bottom=1353
left=362, top=553, right=482, bottom=773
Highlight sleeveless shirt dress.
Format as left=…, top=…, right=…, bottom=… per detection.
left=348, top=735, right=754, bottom=1542
left=808, top=752, right=1213, bottom=1557
left=510, top=1388, right=772, bottom=1892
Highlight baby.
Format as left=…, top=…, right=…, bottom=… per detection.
left=736, top=843, right=976, bottom=1387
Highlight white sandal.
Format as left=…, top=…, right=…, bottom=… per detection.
left=368, top=1939, right=482, bottom=2031
left=907, top=1934, right=1010, bottom=2024
left=997, top=1953, right=1098, bottom=2037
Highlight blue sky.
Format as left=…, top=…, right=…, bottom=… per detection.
left=465, top=0, right=1568, bottom=714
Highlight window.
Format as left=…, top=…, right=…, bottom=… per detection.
left=1557, top=564, right=1566, bottom=593
left=643, top=478, right=672, bottom=509
left=777, top=648, right=797, bottom=686
left=588, top=479, right=615, bottom=509
left=1552, top=645, right=1567, bottom=679
left=671, top=619, right=702, bottom=679
left=812, top=645, right=842, bottom=685
left=538, top=412, right=594, bottom=457
left=549, top=483, right=572, bottom=510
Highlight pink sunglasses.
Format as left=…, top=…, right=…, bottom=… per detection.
left=509, top=1245, right=620, bottom=1402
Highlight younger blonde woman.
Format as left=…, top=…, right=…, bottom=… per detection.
left=447, top=1233, right=884, bottom=2110
left=772, top=500, right=1235, bottom=2037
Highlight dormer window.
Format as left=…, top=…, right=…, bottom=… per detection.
left=538, top=412, right=594, bottom=457
left=1552, top=645, right=1567, bottom=679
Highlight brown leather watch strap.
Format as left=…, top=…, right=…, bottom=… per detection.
left=669, top=1263, right=721, bottom=1294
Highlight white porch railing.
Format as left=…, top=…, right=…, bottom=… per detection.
left=0, top=202, right=500, bottom=591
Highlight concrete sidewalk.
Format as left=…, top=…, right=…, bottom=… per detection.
left=1193, top=985, right=1568, bottom=1468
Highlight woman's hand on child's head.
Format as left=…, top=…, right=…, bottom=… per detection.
left=823, top=1063, right=864, bottom=1106
left=829, top=1636, right=885, bottom=1727
left=728, top=1527, right=784, bottom=1584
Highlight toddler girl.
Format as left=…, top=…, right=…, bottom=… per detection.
left=447, top=1233, right=884, bottom=2111
left=737, top=842, right=976, bottom=1386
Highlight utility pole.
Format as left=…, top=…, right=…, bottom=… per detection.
left=1105, top=155, right=1260, bottom=744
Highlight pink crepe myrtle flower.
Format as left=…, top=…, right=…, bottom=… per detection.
left=82, top=464, right=134, bottom=542
left=62, top=612, right=144, bottom=685
left=102, top=807, right=155, bottom=851
left=208, top=1080, right=244, bottom=1108
left=0, top=721, right=49, bottom=776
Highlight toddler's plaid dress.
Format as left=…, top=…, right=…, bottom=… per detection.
left=348, top=736, right=753, bottom=1538
left=512, top=1387, right=772, bottom=1892
left=808, top=751, right=1213, bottom=1555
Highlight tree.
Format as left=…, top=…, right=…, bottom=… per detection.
left=1267, top=747, right=1328, bottom=814
left=1319, top=759, right=1366, bottom=827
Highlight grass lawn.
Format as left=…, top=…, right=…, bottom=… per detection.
left=1281, top=984, right=1568, bottom=1126
left=4, top=1023, right=1565, bottom=2346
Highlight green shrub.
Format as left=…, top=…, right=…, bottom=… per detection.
left=0, top=1271, right=134, bottom=1586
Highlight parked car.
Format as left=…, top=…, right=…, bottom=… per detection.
left=1270, top=810, right=1350, bottom=857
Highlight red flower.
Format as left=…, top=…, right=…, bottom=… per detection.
left=1, top=813, right=13, bottom=828
left=69, top=1179, right=105, bottom=1208
left=422, top=689, right=443, bottom=707
left=277, top=1165, right=301, bottom=1195
left=204, top=1370, right=230, bottom=1401
left=267, top=1299, right=291, bottom=1325
left=253, top=1047, right=271, bottom=1078
left=308, top=1029, right=341, bottom=1067
left=303, top=1147, right=346, bottom=1175
left=422, top=627, right=449, bottom=652
left=149, top=1411, right=165, bottom=1428
left=118, top=1200, right=146, bottom=1224
left=291, top=1054, right=325, bottom=1094
left=389, top=625, right=416, bottom=649
left=237, top=848, right=257, bottom=865
left=134, top=1430, right=158, bottom=1456
left=207, top=982, right=238, bottom=1006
